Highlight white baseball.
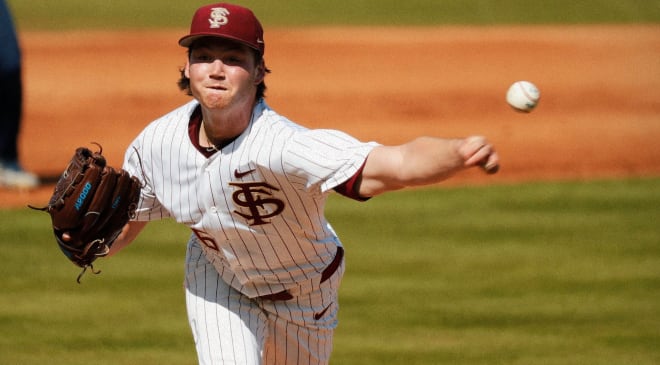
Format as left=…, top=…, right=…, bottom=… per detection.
left=506, top=81, right=540, bottom=112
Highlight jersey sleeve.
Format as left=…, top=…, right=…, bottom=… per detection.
left=283, top=129, right=380, bottom=195
left=123, top=137, right=171, bottom=221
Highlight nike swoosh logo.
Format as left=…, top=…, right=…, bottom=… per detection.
left=234, top=168, right=256, bottom=179
left=314, top=303, right=333, bottom=320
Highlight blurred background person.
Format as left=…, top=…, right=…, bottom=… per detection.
left=0, top=0, right=38, bottom=189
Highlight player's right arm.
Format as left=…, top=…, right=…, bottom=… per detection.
left=107, top=221, right=149, bottom=257
left=357, top=135, right=498, bottom=197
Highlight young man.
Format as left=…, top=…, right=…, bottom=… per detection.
left=111, top=3, right=499, bottom=364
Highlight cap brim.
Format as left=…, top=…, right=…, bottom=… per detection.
left=178, top=34, right=261, bottom=54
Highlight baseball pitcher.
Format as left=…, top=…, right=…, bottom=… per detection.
left=107, top=3, right=499, bottom=365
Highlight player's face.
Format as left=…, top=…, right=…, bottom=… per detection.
left=185, top=38, right=265, bottom=112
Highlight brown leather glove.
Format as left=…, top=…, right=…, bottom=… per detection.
left=30, top=144, right=141, bottom=282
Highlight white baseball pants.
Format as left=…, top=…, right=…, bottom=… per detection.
left=184, top=240, right=344, bottom=365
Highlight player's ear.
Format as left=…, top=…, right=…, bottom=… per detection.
left=184, top=60, right=191, bottom=79
left=254, top=59, right=265, bottom=85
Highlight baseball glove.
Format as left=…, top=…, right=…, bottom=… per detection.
left=29, top=144, right=141, bottom=283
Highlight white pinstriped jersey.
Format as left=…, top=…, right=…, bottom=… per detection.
left=123, top=99, right=378, bottom=297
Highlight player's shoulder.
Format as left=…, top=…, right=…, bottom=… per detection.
left=131, top=101, right=197, bottom=145
left=152, top=100, right=198, bottom=127
left=255, top=101, right=308, bottom=134
left=137, top=100, right=195, bottom=131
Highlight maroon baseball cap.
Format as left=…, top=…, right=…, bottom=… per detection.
left=178, top=3, right=265, bottom=55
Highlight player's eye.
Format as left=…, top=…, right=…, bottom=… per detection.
left=224, top=56, right=242, bottom=64
left=192, top=53, right=213, bottom=62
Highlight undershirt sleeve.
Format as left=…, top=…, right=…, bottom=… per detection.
left=333, top=160, right=370, bottom=201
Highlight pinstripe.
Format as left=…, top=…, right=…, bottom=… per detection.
left=125, top=99, right=365, bottom=364
left=185, top=236, right=343, bottom=364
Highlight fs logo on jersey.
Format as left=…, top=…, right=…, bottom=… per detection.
left=229, top=181, right=285, bottom=226
left=209, top=7, right=230, bottom=28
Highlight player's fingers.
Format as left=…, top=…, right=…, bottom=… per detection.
left=479, top=151, right=500, bottom=174
left=458, top=136, right=500, bottom=174
left=460, top=136, right=493, bottom=165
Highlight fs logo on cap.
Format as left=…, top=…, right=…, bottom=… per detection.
left=209, top=7, right=229, bottom=28
left=179, top=3, right=265, bottom=55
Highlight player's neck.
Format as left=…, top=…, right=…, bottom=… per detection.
left=200, top=107, right=253, bottom=150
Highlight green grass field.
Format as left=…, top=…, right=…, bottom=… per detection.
left=1, top=178, right=659, bottom=364
left=7, top=0, right=660, bottom=30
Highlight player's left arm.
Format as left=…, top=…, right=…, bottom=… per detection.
left=107, top=220, right=149, bottom=257
left=357, top=135, right=499, bottom=197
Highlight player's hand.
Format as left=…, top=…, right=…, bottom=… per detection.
left=457, top=136, right=500, bottom=174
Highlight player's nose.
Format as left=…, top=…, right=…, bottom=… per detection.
left=209, top=59, right=226, bottom=77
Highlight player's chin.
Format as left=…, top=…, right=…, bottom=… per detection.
left=198, top=93, right=230, bottom=109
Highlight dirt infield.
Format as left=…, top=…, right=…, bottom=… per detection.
left=2, top=25, right=659, bottom=207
